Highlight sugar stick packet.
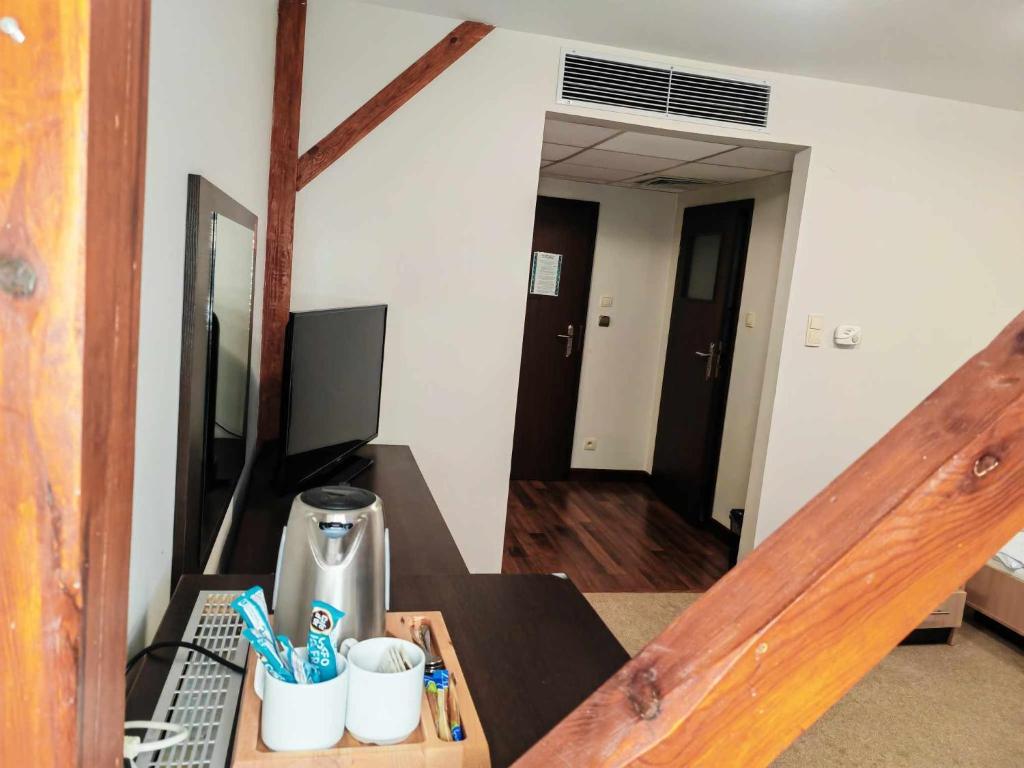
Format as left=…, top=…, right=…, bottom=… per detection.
left=448, top=674, right=465, bottom=741
left=425, top=669, right=451, bottom=741
left=307, top=600, right=345, bottom=682
left=232, top=586, right=293, bottom=682
left=277, top=634, right=309, bottom=684
left=243, top=628, right=294, bottom=682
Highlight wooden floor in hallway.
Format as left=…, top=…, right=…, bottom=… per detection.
left=502, top=479, right=731, bottom=591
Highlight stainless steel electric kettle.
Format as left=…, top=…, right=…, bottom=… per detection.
left=273, top=486, right=388, bottom=643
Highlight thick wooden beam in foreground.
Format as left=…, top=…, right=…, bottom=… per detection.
left=515, top=314, right=1024, bottom=768
left=257, top=0, right=307, bottom=441
left=1, top=1, right=149, bottom=766
left=295, top=20, right=493, bottom=191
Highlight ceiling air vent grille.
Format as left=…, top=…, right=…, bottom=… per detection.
left=558, top=51, right=770, bottom=130
left=636, top=176, right=718, bottom=190
left=561, top=52, right=671, bottom=114
left=669, top=70, right=770, bottom=128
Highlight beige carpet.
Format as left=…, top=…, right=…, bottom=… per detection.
left=584, top=592, right=1024, bottom=767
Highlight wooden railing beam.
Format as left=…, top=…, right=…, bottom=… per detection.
left=515, top=313, right=1024, bottom=767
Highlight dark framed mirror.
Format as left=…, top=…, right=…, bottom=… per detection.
left=173, top=175, right=257, bottom=585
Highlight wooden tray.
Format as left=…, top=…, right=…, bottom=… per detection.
left=232, top=611, right=490, bottom=767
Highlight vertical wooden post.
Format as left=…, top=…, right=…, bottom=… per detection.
left=257, top=0, right=307, bottom=441
left=0, top=1, right=149, bottom=767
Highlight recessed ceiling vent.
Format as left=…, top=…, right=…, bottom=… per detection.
left=635, top=176, right=718, bottom=190
left=559, top=51, right=771, bottom=130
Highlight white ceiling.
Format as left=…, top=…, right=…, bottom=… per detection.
left=364, top=0, right=1024, bottom=111
left=539, top=118, right=795, bottom=191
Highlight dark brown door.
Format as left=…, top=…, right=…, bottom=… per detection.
left=511, top=196, right=599, bottom=480
left=652, top=199, right=754, bottom=523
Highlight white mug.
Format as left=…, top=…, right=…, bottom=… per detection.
left=254, top=647, right=348, bottom=751
left=341, top=637, right=426, bottom=745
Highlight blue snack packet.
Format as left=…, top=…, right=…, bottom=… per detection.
left=306, top=600, right=345, bottom=682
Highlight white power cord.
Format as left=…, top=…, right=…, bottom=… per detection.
left=124, top=721, right=189, bottom=768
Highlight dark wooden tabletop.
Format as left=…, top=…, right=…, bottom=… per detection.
left=125, top=573, right=629, bottom=768
left=225, top=443, right=469, bottom=576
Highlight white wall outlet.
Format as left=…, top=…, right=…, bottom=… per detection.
left=599, top=295, right=613, bottom=308
left=744, top=311, right=756, bottom=328
left=583, top=438, right=597, bottom=451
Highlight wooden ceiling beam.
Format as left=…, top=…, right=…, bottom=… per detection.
left=514, top=312, right=1024, bottom=767
left=295, top=20, right=493, bottom=191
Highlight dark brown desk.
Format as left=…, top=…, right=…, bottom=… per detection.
left=225, top=443, right=469, bottom=576
left=128, top=445, right=628, bottom=766
left=125, top=574, right=628, bottom=768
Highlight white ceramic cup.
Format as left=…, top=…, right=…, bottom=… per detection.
left=341, top=637, right=426, bottom=745
left=254, top=647, right=348, bottom=752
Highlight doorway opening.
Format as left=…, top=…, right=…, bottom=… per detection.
left=503, top=114, right=803, bottom=591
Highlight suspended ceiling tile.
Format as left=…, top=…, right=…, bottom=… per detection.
left=569, top=148, right=680, bottom=173
left=541, top=142, right=582, bottom=161
left=542, top=120, right=621, bottom=147
left=707, top=146, right=795, bottom=171
left=596, top=132, right=735, bottom=161
left=541, top=162, right=638, bottom=182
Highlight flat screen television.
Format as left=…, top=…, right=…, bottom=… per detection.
left=277, top=304, right=386, bottom=489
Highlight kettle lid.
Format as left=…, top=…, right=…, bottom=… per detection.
left=299, top=485, right=377, bottom=510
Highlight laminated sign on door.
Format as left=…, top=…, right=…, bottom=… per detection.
left=530, top=251, right=562, bottom=297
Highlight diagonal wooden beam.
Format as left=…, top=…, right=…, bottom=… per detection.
left=295, top=20, right=493, bottom=191
left=257, top=0, right=306, bottom=442
left=514, top=312, right=1024, bottom=767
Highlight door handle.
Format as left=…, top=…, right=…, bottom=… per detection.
left=695, top=341, right=717, bottom=381
left=556, top=324, right=575, bottom=358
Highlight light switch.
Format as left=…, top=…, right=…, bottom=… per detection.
left=599, top=295, right=613, bottom=308
left=807, top=314, right=824, bottom=331
left=744, top=312, right=756, bottom=328
left=834, top=325, right=862, bottom=347
left=805, top=328, right=823, bottom=347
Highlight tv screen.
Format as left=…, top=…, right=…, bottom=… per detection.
left=280, top=305, right=386, bottom=486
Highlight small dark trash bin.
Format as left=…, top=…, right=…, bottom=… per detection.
left=728, top=508, right=744, bottom=567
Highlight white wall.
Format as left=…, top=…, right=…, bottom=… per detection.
left=673, top=174, right=793, bottom=526
left=295, top=2, right=553, bottom=573
left=128, top=0, right=276, bottom=652
left=294, top=1, right=1024, bottom=572
left=534, top=178, right=680, bottom=472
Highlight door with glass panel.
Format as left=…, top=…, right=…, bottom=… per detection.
left=652, top=199, right=754, bottom=524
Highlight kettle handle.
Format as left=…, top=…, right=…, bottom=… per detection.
left=305, top=514, right=369, bottom=570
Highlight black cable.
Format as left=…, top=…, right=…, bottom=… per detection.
left=125, top=640, right=244, bottom=676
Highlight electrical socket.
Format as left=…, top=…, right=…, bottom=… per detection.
left=583, top=438, right=597, bottom=451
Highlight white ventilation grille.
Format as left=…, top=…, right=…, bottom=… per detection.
left=558, top=51, right=771, bottom=130
left=137, top=591, right=248, bottom=768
